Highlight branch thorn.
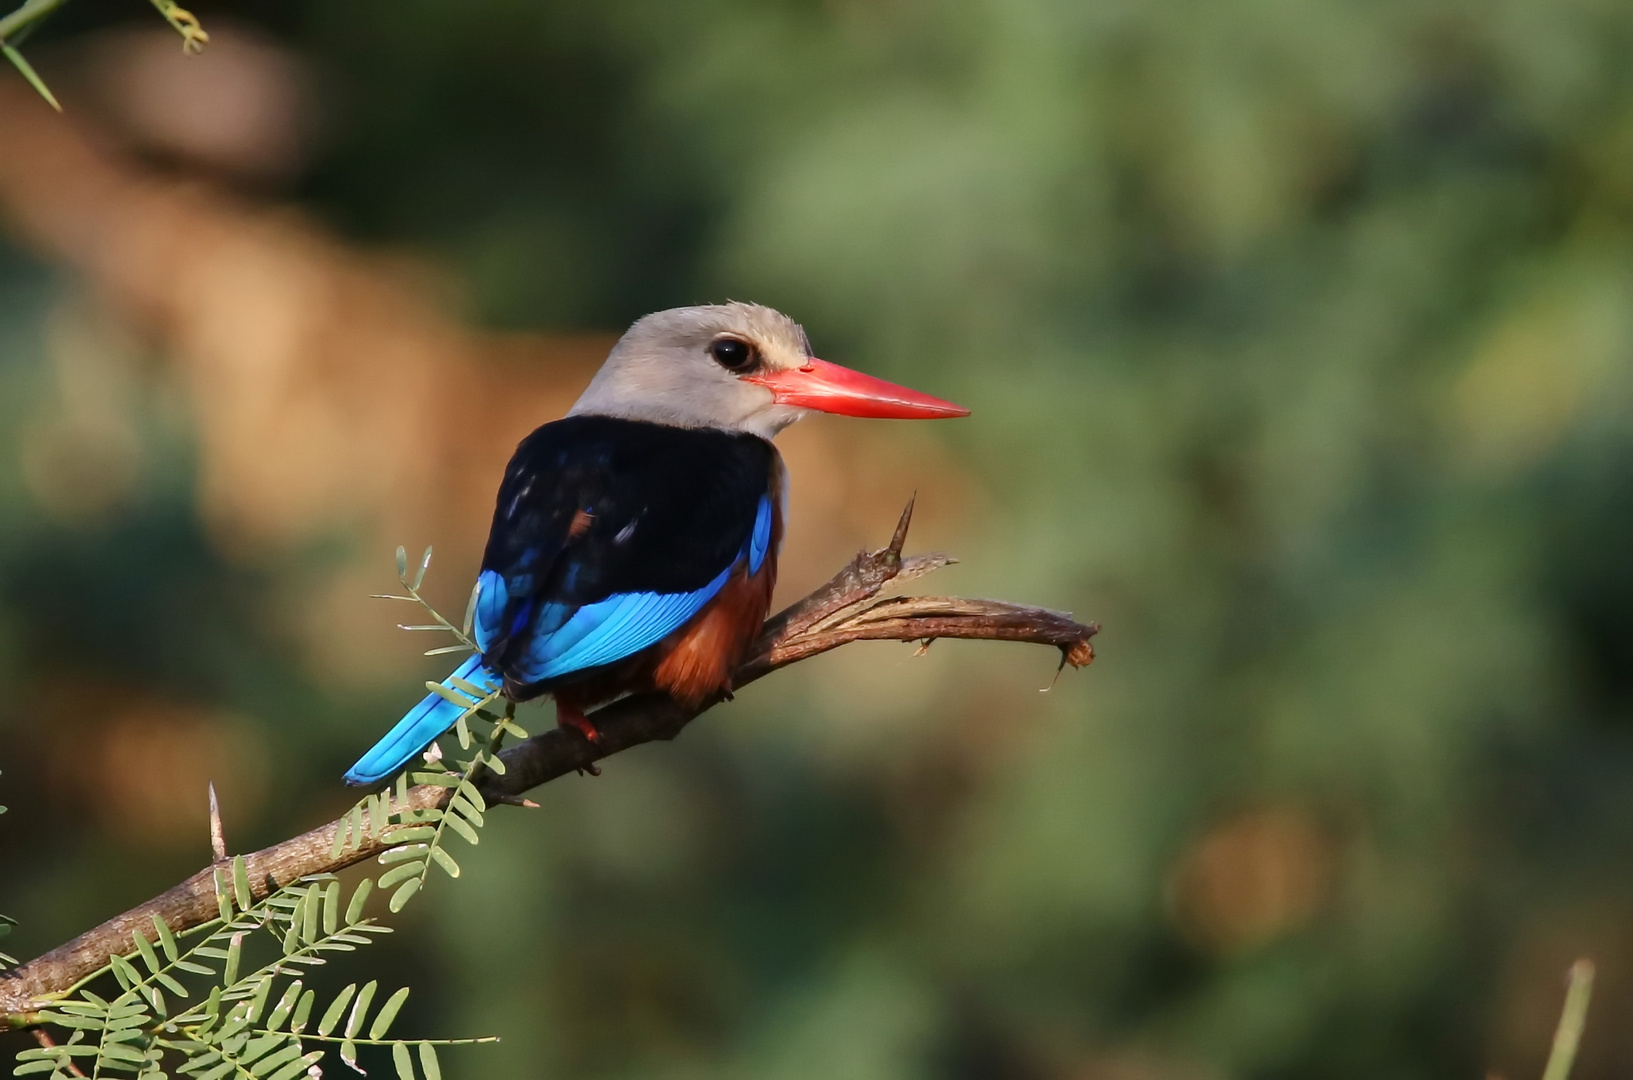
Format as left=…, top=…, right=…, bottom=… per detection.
left=208, top=781, right=226, bottom=862
left=887, top=493, right=916, bottom=561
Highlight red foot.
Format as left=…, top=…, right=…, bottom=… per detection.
left=557, top=701, right=602, bottom=744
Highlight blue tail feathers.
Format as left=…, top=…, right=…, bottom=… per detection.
left=343, top=653, right=500, bottom=786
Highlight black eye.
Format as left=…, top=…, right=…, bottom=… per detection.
left=708, top=337, right=759, bottom=373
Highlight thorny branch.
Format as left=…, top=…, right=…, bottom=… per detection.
left=0, top=500, right=1097, bottom=1026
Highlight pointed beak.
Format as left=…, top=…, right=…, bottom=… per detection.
left=744, top=358, right=970, bottom=420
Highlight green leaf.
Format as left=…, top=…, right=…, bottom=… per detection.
left=447, top=676, right=488, bottom=700
left=198, top=1059, right=240, bottom=1080
left=413, top=545, right=433, bottom=590
left=330, top=814, right=350, bottom=860
left=483, top=753, right=507, bottom=776
left=395, top=546, right=408, bottom=579
left=379, top=844, right=430, bottom=865
left=238, top=1032, right=283, bottom=1067
left=317, top=984, right=356, bottom=1036
left=341, top=1039, right=361, bottom=1075
left=246, top=975, right=274, bottom=1022
left=14, top=1060, right=59, bottom=1075
left=424, top=643, right=471, bottom=656
left=455, top=712, right=473, bottom=749
left=450, top=795, right=484, bottom=828
left=301, top=883, right=321, bottom=944
left=344, top=980, right=378, bottom=1040
left=290, top=987, right=315, bottom=1033
left=378, top=862, right=423, bottom=890
left=155, top=971, right=188, bottom=997
left=388, top=878, right=421, bottom=913
left=281, top=911, right=301, bottom=956
left=408, top=772, right=461, bottom=788
left=197, top=1058, right=239, bottom=1080
left=2, top=44, right=61, bottom=112
left=418, top=1042, right=442, bottom=1080
left=231, top=856, right=253, bottom=912
left=174, top=959, right=216, bottom=976
left=213, top=868, right=233, bottom=923
left=320, top=880, right=340, bottom=937
left=462, top=580, right=480, bottom=638
left=267, top=1051, right=324, bottom=1080
left=429, top=846, right=461, bottom=879
left=132, top=928, right=162, bottom=976
left=153, top=916, right=180, bottom=963
left=345, top=880, right=374, bottom=925
left=384, top=826, right=437, bottom=845
left=393, top=1040, right=416, bottom=1080
left=109, top=953, right=141, bottom=990
left=224, top=933, right=243, bottom=986
left=249, top=1042, right=303, bottom=1077
left=267, top=980, right=302, bottom=1031
left=442, top=812, right=479, bottom=846
left=368, top=987, right=411, bottom=1039
left=427, top=682, right=478, bottom=709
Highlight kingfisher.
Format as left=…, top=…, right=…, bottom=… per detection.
left=344, top=302, right=967, bottom=786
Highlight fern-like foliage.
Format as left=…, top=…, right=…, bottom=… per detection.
left=14, top=854, right=495, bottom=1079
left=12, top=550, right=515, bottom=1080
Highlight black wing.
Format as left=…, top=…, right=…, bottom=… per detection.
left=473, top=415, right=775, bottom=685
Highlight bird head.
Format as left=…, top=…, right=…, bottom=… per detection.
left=568, top=302, right=968, bottom=438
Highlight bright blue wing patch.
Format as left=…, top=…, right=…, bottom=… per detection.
left=748, top=494, right=773, bottom=575
left=509, top=565, right=733, bottom=684
left=472, top=569, right=508, bottom=652
left=476, top=492, right=771, bottom=685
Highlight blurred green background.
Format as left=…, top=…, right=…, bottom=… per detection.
left=6, top=0, right=1633, bottom=1076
